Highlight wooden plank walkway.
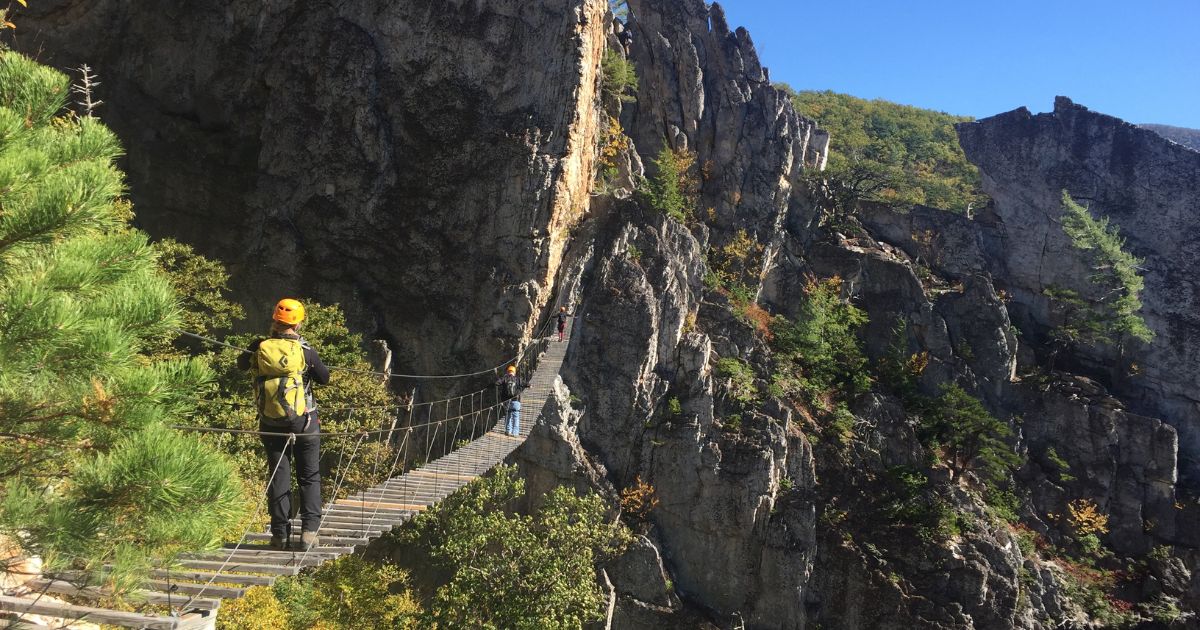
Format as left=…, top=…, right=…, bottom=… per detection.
left=0, top=323, right=570, bottom=629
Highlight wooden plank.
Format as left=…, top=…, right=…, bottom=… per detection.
left=0, top=594, right=188, bottom=630
left=22, top=579, right=222, bottom=612
left=151, top=569, right=275, bottom=587
left=223, top=542, right=354, bottom=554
left=186, top=550, right=335, bottom=566
left=334, top=500, right=428, bottom=511
left=242, top=533, right=368, bottom=546
left=323, top=508, right=413, bottom=520
left=145, top=580, right=244, bottom=600
left=177, top=560, right=300, bottom=576
left=408, top=469, right=477, bottom=481
left=288, top=515, right=402, bottom=529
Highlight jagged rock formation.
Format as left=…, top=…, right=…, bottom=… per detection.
left=10, top=0, right=607, bottom=375
left=13, top=1, right=1200, bottom=628
left=954, top=97, right=1200, bottom=484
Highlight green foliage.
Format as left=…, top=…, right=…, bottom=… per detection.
left=782, top=87, right=987, bottom=212
left=216, top=585, right=291, bottom=630
left=715, top=357, right=758, bottom=406
left=876, top=318, right=930, bottom=403
left=308, top=555, right=419, bottom=629
left=627, top=243, right=642, bottom=262
left=723, top=413, right=742, bottom=433
left=1045, top=446, right=1077, bottom=483
left=919, top=384, right=1021, bottom=483
left=641, top=144, right=698, bottom=222
left=768, top=277, right=868, bottom=446
left=1140, top=594, right=1183, bottom=623
left=769, top=277, right=870, bottom=406
left=1054, top=559, right=1135, bottom=627
left=0, top=50, right=244, bottom=583
left=706, top=230, right=765, bottom=314
left=398, top=465, right=631, bottom=630
left=221, top=557, right=418, bottom=630
left=985, top=486, right=1021, bottom=524
left=1045, top=190, right=1153, bottom=353
left=879, top=466, right=963, bottom=544
left=272, top=571, right=320, bottom=630
left=667, top=396, right=682, bottom=417
left=601, top=48, right=638, bottom=103
left=153, top=238, right=244, bottom=339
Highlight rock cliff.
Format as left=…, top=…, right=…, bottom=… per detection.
left=955, top=97, right=1200, bottom=485
left=11, top=0, right=607, bottom=375
left=11, top=1, right=1200, bottom=629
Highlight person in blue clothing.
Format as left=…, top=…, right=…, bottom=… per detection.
left=496, top=365, right=528, bottom=436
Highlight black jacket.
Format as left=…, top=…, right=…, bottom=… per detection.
left=495, top=374, right=528, bottom=401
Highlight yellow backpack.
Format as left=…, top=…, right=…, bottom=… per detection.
left=253, top=338, right=308, bottom=422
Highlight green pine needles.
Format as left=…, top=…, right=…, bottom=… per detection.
left=1045, top=190, right=1152, bottom=353
left=919, top=384, right=1021, bottom=484
left=0, top=50, right=245, bottom=586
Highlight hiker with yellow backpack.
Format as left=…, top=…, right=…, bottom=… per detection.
left=237, top=298, right=330, bottom=550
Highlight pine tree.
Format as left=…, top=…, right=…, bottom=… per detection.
left=1045, top=190, right=1153, bottom=359
left=0, top=50, right=245, bottom=586
left=920, top=384, right=1021, bottom=483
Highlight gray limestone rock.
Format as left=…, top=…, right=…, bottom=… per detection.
left=957, top=97, right=1200, bottom=483
left=11, top=0, right=611, bottom=376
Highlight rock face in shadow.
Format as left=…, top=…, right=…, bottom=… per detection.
left=10, top=0, right=607, bottom=374
left=956, top=97, right=1200, bottom=482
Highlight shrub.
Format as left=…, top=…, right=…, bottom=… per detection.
left=309, top=555, right=419, bottom=629
left=716, top=357, right=759, bottom=406
left=985, top=486, right=1021, bottom=524
left=1045, top=446, right=1076, bottom=483
left=619, top=476, right=660, bottom=522
left=769, top=277, right=870, bottom=407
left=595, top=115, right=631, bottom=191
left=667, top=397, right=682, bottom=417
left=398, top=465, right=631, bottom=629
left=216, top=585, right=291, bottom=630
left=601, top=48, right=638, bottom=103
left=879, top=466, right=962, bottom=544
left=1067, top=498, right=1109, bottom=538
left=642, top=144, right=698, bottom=222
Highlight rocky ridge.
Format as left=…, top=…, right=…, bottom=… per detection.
left=10, top=0, right=1200, bottom=628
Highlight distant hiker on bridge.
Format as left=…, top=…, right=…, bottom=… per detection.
left=556, top=306, right=571, bottom=342
left=237, top=298, right=330, bottom=550
left=496, top=364, right=528, bottom=436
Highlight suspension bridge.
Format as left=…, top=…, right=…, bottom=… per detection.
left=0, top=320, right=572, bottom=629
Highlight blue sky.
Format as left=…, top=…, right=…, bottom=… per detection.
left=719, top=0, right=1200, bottom=128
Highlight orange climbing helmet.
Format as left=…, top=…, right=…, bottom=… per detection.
left=506, top=365, right=517, bottom=375
left=273, top=298, right=306, bottom=326
left=560, top=306, right=566, bottom=312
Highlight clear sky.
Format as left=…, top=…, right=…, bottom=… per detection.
left=718, top=0, right=1200, bottom=128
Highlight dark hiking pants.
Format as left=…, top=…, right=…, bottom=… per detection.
left=260, top=414, right=322, bottom=538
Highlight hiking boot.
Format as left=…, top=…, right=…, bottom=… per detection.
left=300, top=530, right=320, bottom=550
left=269, top=535, right=289, bottom=550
